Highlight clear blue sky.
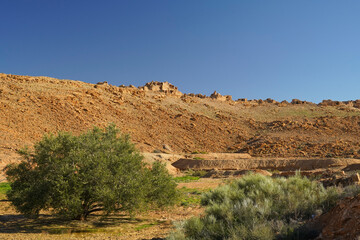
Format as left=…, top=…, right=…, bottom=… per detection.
left=1, top=0, right=360, bottom=102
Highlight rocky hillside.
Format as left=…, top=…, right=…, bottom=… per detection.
left=1, top=73, right=360, bottom=168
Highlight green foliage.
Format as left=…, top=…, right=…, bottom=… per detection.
left=135, top=222, right=159, bottom=231
left=178, top=187, right=203, bottom=207
left=191, top=151, right=208, bottom=154
left=169, top=173, right=346, bottom=240
left=340, top=183, right=360, bottom=198
left=0, top=182, right=11, bottom=200
left=189, top=170, right=208, bottom=177
left=5, top=124, right=178, bottom=220
left=185, top=169, right=208, bottom=177
left=174, top=170, right=208, bottom=183
left=174, top=176, right=200, bottom=183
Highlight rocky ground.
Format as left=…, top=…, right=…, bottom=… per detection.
left=2, top=73, right=360, bottom=164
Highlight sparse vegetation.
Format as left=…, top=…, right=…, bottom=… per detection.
left=168, top=173, right=359, bottom=240
left=0, top=182, right=10, bottom=200
left=191, top=151, right=208, bottom=154
left=185, top=169, right=208, bottom=177
left=174, top=170, right=209, bottom=183
left=5, top=124, right=178, bottom=220
left=135, top=222, right=159, bottom=231
left=174, top=176, right=200, bottom=183
left=178, top=187, right=204, bottom=207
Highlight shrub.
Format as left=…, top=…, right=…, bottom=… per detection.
left=168, top=173, right=343, bottom=240
left=5, top=124, right=177, bottom=220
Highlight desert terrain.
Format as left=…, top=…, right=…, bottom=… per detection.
left=1, top=73, right=360, bottom=239
left=2, top=74, right=360, bottom=165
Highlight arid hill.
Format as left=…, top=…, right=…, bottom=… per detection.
left=1, top=73, right=360, bottom=171
left=1, top=73, right=360, bottom=240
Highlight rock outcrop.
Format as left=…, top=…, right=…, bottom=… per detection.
left=320, top=99, right=360, bottom=109
left=140, top=81, right=182, bottom=96
left=210, top=91, right=232, bottom=101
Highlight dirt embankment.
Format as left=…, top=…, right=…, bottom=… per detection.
left=172, top=157, right=360, bottom=171
left=302, top=194, right=360, bottom=240
left=317, top=194, right=360, bottom=240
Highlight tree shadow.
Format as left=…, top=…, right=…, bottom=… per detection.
left=0, top=212, right=145, bottom=234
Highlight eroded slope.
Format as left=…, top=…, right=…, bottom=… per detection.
left=1, top=73, right=360, bottom=170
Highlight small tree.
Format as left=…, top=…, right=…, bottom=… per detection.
left=5, top=124, right=177, bottom=220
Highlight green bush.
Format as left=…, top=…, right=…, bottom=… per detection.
left=0, top=182, right=11, bottom=200
left=5, top=124, right=178, bottom=220
left=168, top=173, right=343, bottom=240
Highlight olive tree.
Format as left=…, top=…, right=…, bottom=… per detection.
left=5, top=124, right=177, bottom=220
